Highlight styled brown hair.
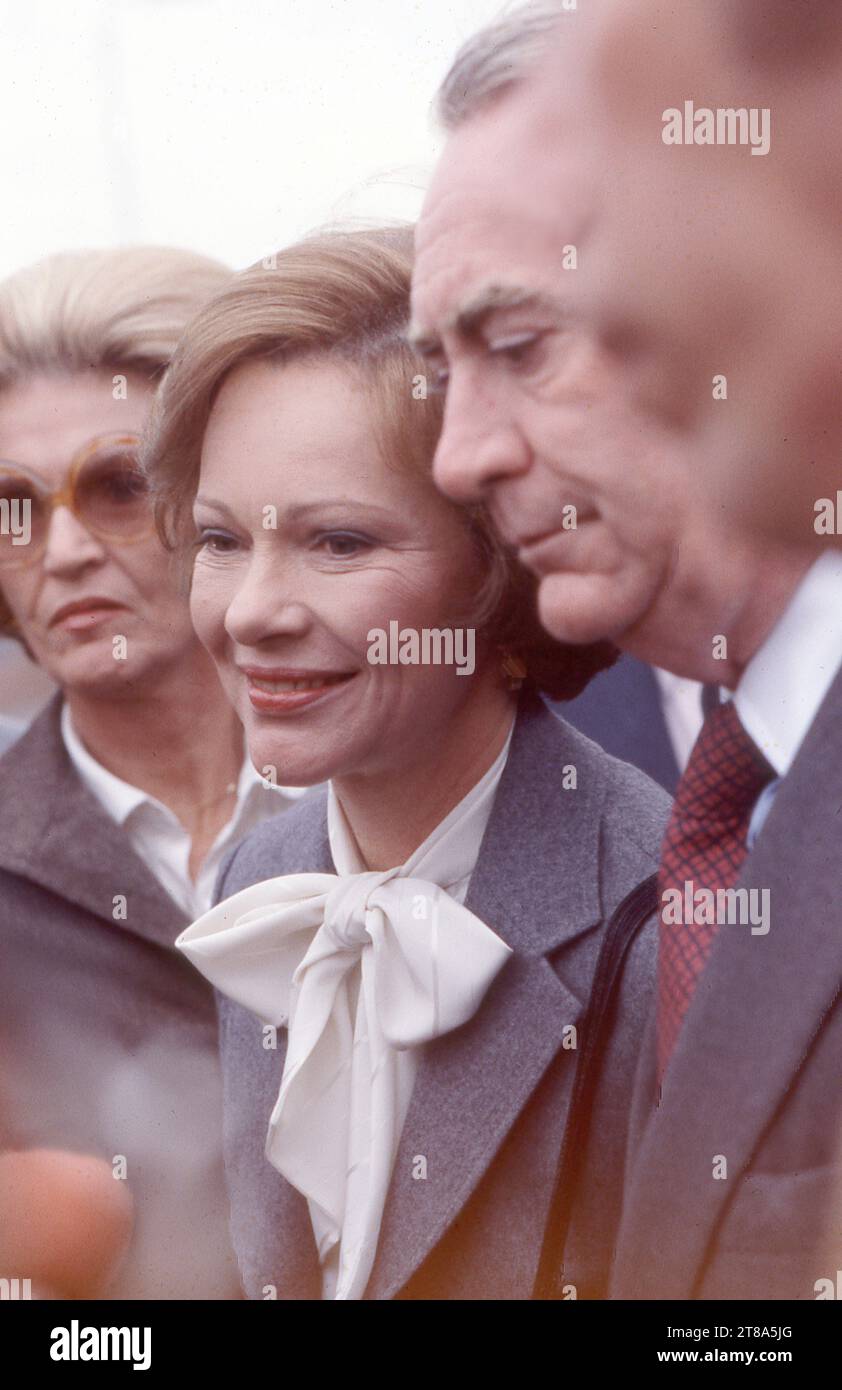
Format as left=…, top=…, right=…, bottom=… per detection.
left=143, top=225, right=616, bottom=700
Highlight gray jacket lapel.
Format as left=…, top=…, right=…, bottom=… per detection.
left=218, top=995, right=323, bottom=1299
left=0, top=693, right=187, bottom=949
left=364, top=693, right=608, bottom=1300
left=615, top=664, right=842, bottom=1298
left=217, top=801, right=334, bottom=1300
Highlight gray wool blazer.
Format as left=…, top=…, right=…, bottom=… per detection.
left=610, top=663, right=842, bottom=1301
left=213, top=690, right=671, bottom=1300
left=0, top=693, right=241, bottom=1299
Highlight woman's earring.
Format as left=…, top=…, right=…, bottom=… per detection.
left=500, top=650, right=527, bottom=691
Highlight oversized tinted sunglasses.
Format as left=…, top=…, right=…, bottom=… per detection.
left=0, top=433, right=154, bottom=569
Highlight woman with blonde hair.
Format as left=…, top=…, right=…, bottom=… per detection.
left=0, top=247, right=305, bottom=1298
left=145, top=225, right=670, bottom=1300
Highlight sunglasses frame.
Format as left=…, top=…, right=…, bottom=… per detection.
left=0, top=432, right=154, bottom=569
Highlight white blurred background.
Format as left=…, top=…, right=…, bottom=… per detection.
left=0, top=0, right=506, bottom=736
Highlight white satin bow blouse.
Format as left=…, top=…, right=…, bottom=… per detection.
left=176, top=725, right=514, bottom=1299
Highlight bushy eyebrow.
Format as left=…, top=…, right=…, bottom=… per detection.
left=407, top=285, right=563, bottom=356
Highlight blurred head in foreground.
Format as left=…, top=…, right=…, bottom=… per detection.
left=550, top=0, right=842, bottom=547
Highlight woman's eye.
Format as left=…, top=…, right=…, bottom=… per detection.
left=97, top=467, right=148, bottom=504
left=195, top=529, right=240, bottom=556
left=317, top=531, right=373, bottom=558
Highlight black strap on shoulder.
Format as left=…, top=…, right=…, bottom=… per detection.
left=531, top=871, right=659, bottom=1299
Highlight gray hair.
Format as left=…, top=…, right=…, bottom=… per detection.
left=436, top=0, right=569, bottom=130
left=0, top=246, right=230, bottom=390
left=0, top=245, right=230, bottom=638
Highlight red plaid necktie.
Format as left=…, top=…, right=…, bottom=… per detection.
left=657, top=700, right=775, bottom=1084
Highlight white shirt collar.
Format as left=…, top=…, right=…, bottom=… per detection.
left=651, top=668, right=705, bottom=772
left=61, top=701, right=150, bottom=826
left=61, top=700, right=308, bottom=824
left=60, top=701, right=311, bottom=917
left=733, top=551, right=842, bottom=776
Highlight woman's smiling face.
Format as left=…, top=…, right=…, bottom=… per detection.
left=191, top=355, right=495, bottom=786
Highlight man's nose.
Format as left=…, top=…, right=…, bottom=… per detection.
left=41, top=506, right=108, bottom=575
left=432, top=371, right=531, bottom=503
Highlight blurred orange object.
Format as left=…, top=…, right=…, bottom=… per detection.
left=0, top=1149, right=134, bottom=1299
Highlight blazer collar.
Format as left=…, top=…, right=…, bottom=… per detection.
left=466, top=688, right=607, bottom=954
left=364, top=689, right=609, bottom=1298
left=0, top=693, right=187, bottom=948
left=291, top=689, right=607, bottom=954
left=618, top=661, right=842, bottom=1298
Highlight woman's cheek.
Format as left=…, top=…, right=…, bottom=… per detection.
left=189, top=562, right=230, bottom=655
left=338, top=571, right=416, bottom=650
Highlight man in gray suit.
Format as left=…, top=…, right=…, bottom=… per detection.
left=412, top=1, right=842, bottom=1299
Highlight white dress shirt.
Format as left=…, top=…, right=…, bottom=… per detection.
left=61, top=702, right=309, bottom=917
left=725, top=552, right=842, bottom=847
left=652, top=668, right=706, bottom=772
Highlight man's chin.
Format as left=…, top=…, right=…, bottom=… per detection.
left=536, top=570, right=656, bottom=649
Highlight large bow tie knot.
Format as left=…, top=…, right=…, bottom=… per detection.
left=176, top=866, right=512, bottom=1298
left=321, top=870, right=395, bottom=952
